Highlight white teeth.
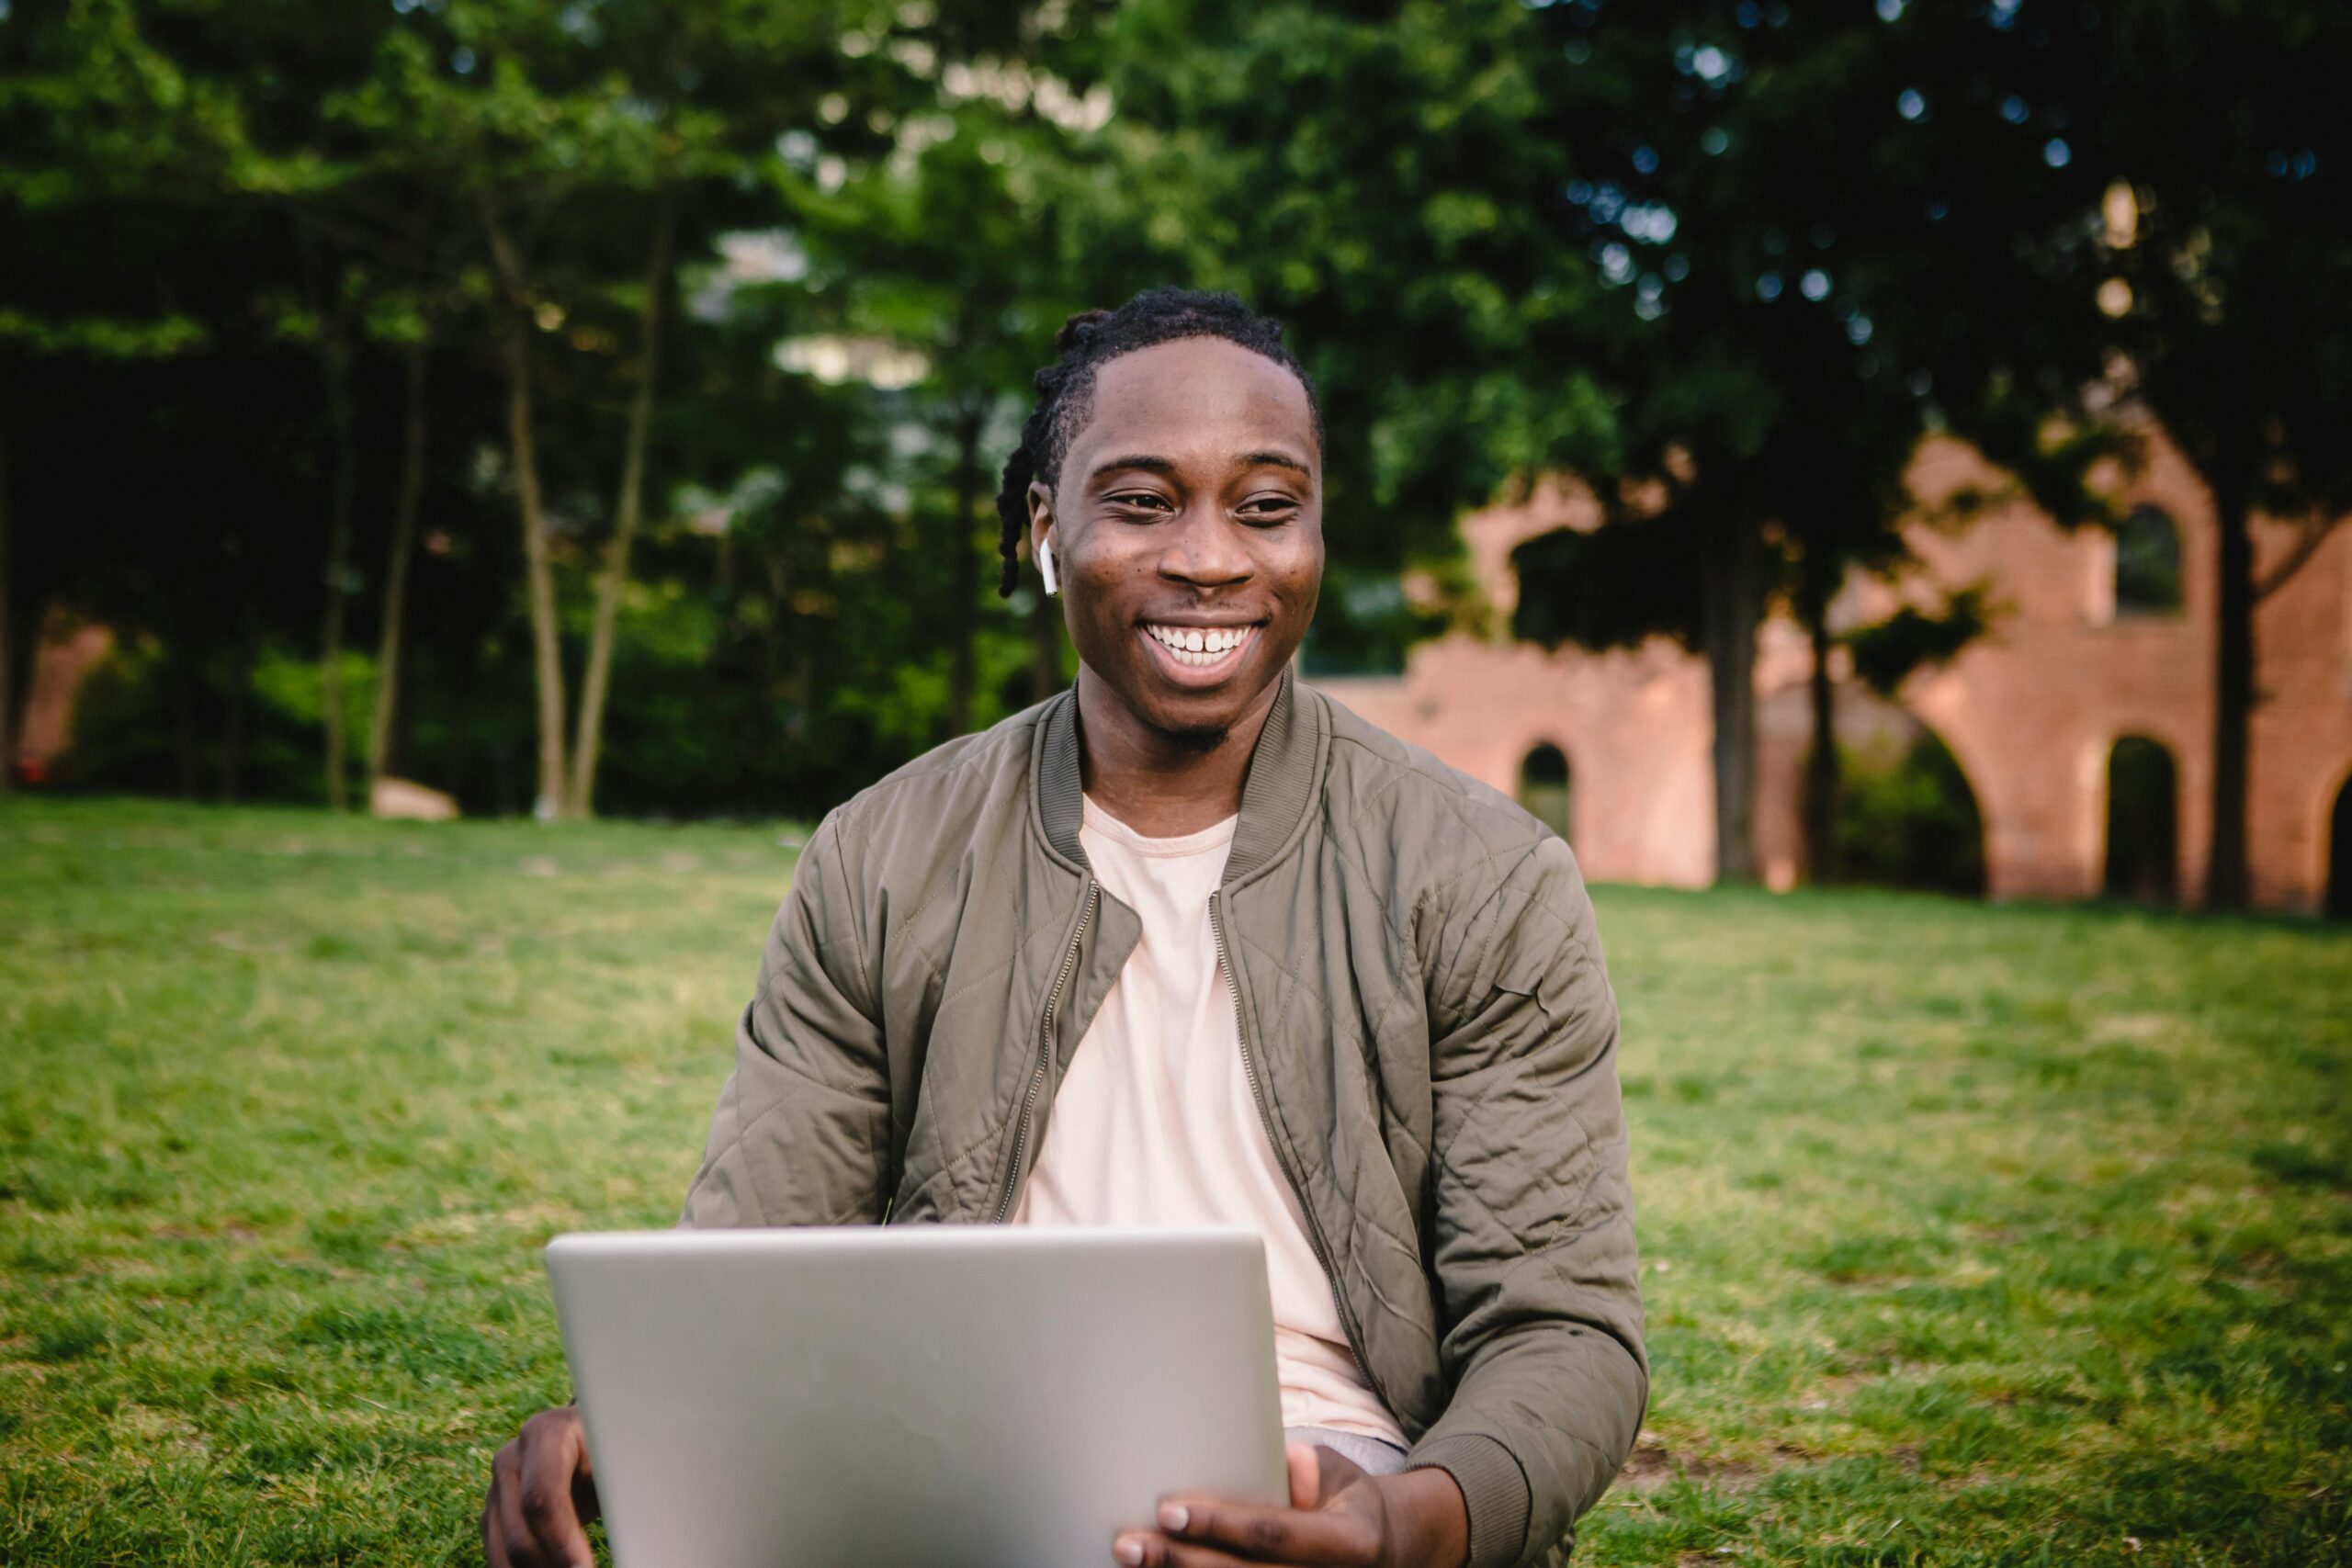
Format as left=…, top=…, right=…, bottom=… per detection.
left=1145, top=624, right=1252, bottom=668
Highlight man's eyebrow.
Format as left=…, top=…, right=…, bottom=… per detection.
left=1088, top=453, right=1178, bottom=481
left=1087, top=449, right=1313, bottom=481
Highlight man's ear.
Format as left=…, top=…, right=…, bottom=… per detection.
left=1026, top=478, right=1055, bottom=563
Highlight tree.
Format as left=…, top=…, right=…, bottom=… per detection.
left=337, top=6, right=665, bottom=818
left=0, top=401, right=12, bottom=792
left=1518, top=2, right=2141, bottom=886
left=565, top=0, right=877, bottom=813
left=569, top=172, right=675, bottom=812
left=1106, top=0, right=1931, bottom=883
left=339, top=0, right=963, bottom=817
left=799, top=100, right=1092, bottom=735
left=0, top=0, right=328, bottom=798
left=296, top=233, right=366, bottom=811
left=363, top=294, right=446, bottom=795
left=1098, top=0, right=1620, bottom=578
left=2072, top=4, right=2351, bottom=908
left=0, top=0, right=199, bottom=786
left=1785, top=0, right=2351, bottom=909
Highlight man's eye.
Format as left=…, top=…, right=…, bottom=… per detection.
left=1241, top=497, right=1297, bottom=522
left=1109, top=491, right=1171, bottom=512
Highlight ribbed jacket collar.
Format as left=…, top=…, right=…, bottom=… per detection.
left=1032, top=667, right=1325, bottom=885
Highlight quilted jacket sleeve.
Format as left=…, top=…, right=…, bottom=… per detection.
left=1405, top=832, right=1646, bottom=1568
left=679, top=808, right=893, bottom=1228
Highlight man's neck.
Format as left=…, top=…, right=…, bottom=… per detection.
left=1073, top=666, right=1281, bottom=839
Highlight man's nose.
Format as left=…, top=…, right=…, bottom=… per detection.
left=1159, top=511, right=1255, bottom=589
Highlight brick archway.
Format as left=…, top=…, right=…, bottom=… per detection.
left=1516, top=739, right=1574, bottom=842
left=2103, top=734, right=2182, bottom=902
left=2324, top=761, right=2352, bottom=920
left=1879, top=705, right=1991, bottom=895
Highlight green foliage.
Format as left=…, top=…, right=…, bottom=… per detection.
left=62, top=634, right=368, bottom=807
left=2079, top=2, right=2352, bottom=525
left=1512, top=518, right=1704, bottom=654
left=1835, top=731, right=1988, bottom=897
left=4, top=0, right=1117, bottom=818
left=6, top=0, right=2348, bottom=846
left=1845, top=586, right=1994, bottom=699
left=4, top=799, right=2348, bottom=1563
left=1095, top=0, right=1623, bottom=558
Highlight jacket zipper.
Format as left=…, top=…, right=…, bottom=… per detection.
left=991, top=879, right=1098, bottom=1223
left=1208, top=889, right=1396, bottom=1422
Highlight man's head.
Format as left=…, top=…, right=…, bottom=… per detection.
left=994, top=288, right=1325, bottom=750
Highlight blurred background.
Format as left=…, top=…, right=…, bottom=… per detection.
left=5, top=0, right=2347, bottom=913
left=5, top=5, right=2352, bottom=1566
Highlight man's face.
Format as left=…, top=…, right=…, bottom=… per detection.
left=1029, top=336, right=1324, bottom=744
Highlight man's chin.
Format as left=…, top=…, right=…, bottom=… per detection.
left=1136, top=683, right=1262, bottom=753
left=1079, top=649, right=1287, bottom=753
left=1153, top=721, right=1230, bottom=755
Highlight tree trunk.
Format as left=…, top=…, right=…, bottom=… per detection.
left=368, top=335, right=430, bottom=799
left=754, top=546, right=817, bottom=742
left=2205, top=482, right=2255, bottom=910
left=1800, top=566, right=1839, bottom=886
left=318, top=306, right=359, bottom=813
left=1700, top=514, right=1764, bottom=886
left=0, top=424, right=12, bottom=795
left=168, top=638, right=199, bottom=800
left=789, top=613, right=817, bottom=739
left=481, top=192, right=569, bottom=820
left=763, top=551, right=789, bottom=691
left=571, top=181, right=678, bottom=819
left=502, top=311, right=569, bottom=821
left=945, top=399, right=985, bottom=737
left=218, top=609, right=256, bottom=804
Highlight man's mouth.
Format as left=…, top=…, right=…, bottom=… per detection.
left=1140, top=621, right=1258, bottom=671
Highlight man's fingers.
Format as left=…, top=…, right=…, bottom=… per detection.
left=490, top=1442, right=538, bottom=1568
left=1114, top=1529, right=1257, bottom=1568
left=569, top=1438, right=602, bottom=1532
left=482, top=1496, right=512, bottom=1568
left=1149, top=1495, right=1382, bottom=1565
left=515, top=1421, right=595, bottom=1568
left=1286, top=1443, right=1322, bottom=1509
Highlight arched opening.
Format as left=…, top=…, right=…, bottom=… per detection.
left=2104, top=735, right=2178, bottom=901
left=1834, top=722, right=1988, bottom=897
left=2327, top=773, right=2352, bottom=920
left=2114, top=503, right=2184, bottom=615
left=1518, top=742, right=1572, bottom=842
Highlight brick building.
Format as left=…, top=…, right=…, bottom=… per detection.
left=1317, top=424, right=2352, bottom=915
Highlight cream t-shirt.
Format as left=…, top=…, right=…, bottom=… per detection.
left=1009, top=795, right=1407, bottom=1448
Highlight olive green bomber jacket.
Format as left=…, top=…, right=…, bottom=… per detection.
left=679, top=671, right=1646, bottom=1567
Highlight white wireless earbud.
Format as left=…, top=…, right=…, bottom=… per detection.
left=1037, top=535, right=1060, bottom=596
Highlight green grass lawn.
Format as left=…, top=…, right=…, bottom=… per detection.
left=3, top=798, right=2347, bottom=1566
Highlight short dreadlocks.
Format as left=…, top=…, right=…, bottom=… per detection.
left=993, top=287, right=1324, bottom=596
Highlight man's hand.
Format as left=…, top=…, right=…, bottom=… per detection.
left=482, top=1404, right=600, bottom=1568
left=1114, top=1442, right=1470, bottom=1568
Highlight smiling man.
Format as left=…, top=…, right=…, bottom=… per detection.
left=483, top=288, right=1645, bottom=1568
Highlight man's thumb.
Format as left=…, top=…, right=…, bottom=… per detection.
left=1286, top=1442, right=1322, bottom=1508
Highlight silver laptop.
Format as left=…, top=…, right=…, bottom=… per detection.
left=546, top=1225, right=1288, bottom=1568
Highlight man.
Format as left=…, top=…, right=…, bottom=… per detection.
left=483, top=288, right=1645, bottom=1568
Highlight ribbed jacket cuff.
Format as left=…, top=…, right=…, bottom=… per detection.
left=1406, top=1431, right=1532, bottom=1568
